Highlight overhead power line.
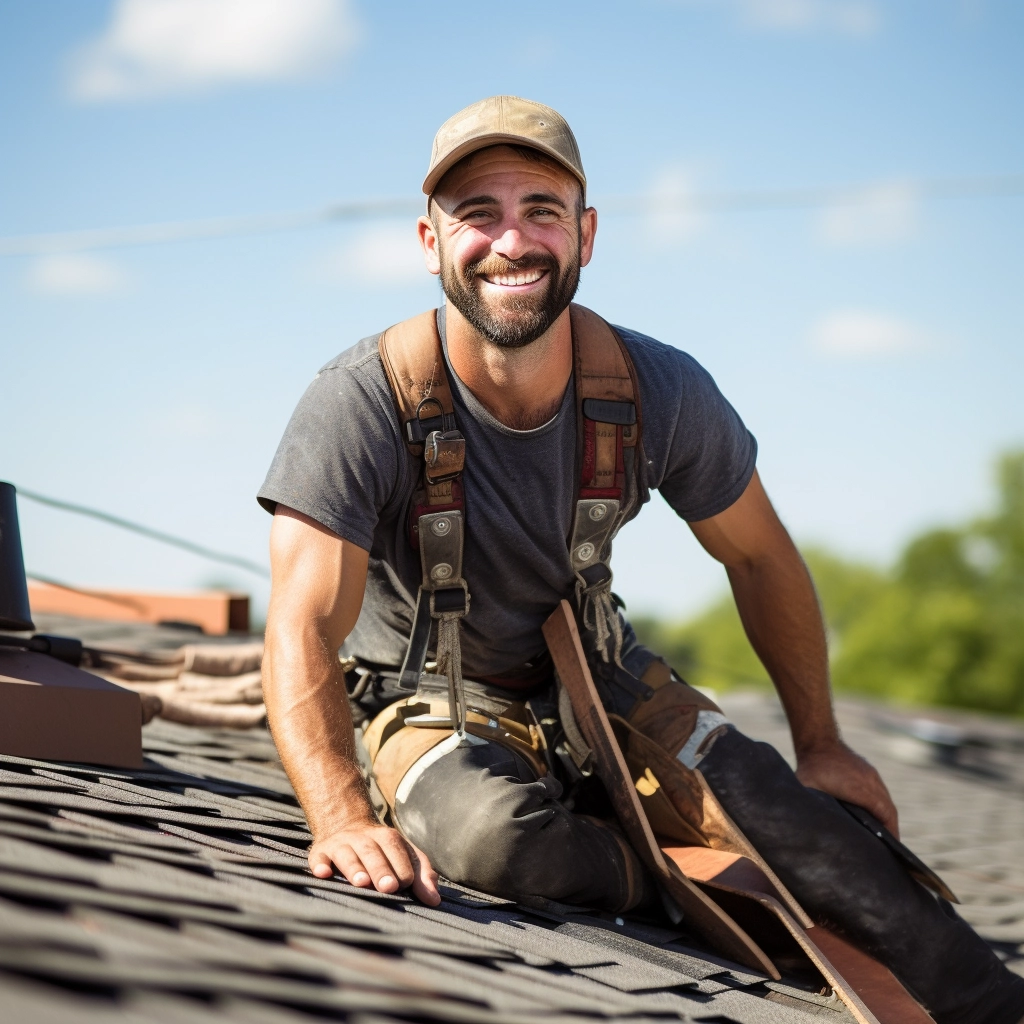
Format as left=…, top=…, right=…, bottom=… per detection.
left=0, top=198, right=422, bottom=257
left=1, top=173, right=1021, bottom=257
left=18, top=489, right=270, bottom=579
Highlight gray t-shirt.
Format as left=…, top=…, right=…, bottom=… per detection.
left=258, top=308, right=756, bottom=676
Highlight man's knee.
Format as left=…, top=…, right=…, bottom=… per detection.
left=394, top=737, right=568, bottom=895
left=392, top=737, right=636, bottom=907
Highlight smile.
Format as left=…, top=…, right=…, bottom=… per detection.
left=480, top=269, right=548, bottom=289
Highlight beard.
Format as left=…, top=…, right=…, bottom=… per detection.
left=439, top=240, right=581, bottom=349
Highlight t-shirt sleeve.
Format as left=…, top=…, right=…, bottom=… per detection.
left=629, top=334, right=757, bottom=522
left=256, top=347, right=404, bottom=551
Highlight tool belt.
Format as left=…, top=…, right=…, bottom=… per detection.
left=364, top=672, right=550, bottom=813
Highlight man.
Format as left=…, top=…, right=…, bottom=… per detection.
left=259, top=97, right=1024, bottom=1023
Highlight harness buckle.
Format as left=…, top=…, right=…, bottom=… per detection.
left=424, top=429, right=466, bottom=484
left=577, top=562, right=613, bottom=593
left=430, top=582, right=469, bottom=617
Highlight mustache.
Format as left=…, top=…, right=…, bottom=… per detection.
left=468, top=253, right=558, bottom=279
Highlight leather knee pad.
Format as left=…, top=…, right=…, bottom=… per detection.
left=700, top=728, right=1024, bottom=1024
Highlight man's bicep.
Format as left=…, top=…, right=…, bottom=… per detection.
left=688, top=470, right=792, bottom=569
left=268, top=506, right=369, bottom=647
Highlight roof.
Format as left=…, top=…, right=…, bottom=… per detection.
left=0, top=617, right=1021, bottom=1023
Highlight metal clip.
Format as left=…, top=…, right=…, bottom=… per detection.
left=424, top=429, right=466, bottom=484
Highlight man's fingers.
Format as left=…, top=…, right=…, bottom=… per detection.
left=307, top=828, right=439, bottom=902
left=868, top=789, right=900, bottom=839
left=857, top=762, right=901, bottom=839
left=377, top=832, right=417, bottom=889
left=314, top=841, right=373, bottom=887
left=308, top=847, right=335, bottom=879
left=350, top=838, right=404, bottom=893
left=408, top=844, right=441, bottom=906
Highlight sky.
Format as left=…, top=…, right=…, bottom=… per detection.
left=1, top=0, right=1022, bottom=625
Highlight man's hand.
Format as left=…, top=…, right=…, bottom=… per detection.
left=309, top=821, right=441, bottom=906
left=796, top=739, right=900, bottom=838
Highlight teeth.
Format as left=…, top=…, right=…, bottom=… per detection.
left=488, top=270, right=544, bottom=287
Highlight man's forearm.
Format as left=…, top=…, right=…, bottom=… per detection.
left=263, top=626, right=376, bottom=838
left=725, top=543, right=839, bottom=757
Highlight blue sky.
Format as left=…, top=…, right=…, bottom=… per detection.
left=1, top=0, right=1022, bottom=622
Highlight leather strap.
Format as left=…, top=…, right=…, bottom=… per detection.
left=378, top=311, right=455, bottom=451
left=570, top=304, right=641, bottom=500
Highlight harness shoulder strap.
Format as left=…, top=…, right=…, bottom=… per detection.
left=378, top=311, right=469, bottom=731
left=568, top=304, right=645, bottom=666
left=572, top=303, right=637, bottom=402
left=378, top=311, right=457, bottom=452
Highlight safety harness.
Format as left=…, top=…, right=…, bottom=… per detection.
left=377, top=303, right=643, bottom=739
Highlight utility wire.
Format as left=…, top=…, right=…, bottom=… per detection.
left=2, top=173, right=1022, bottom=257
left=17, top=489, right=270, bottom=579
left=0, top=199, right=422, bottom=257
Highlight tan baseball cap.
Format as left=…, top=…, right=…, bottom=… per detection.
left=423, top=95, right=586, bottom=199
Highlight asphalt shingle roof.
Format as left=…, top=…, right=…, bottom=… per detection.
left=1, top=617, right=1021, bottom=1022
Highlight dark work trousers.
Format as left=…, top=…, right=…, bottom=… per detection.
left=375, top=662, right=1024, bottom=1024
left=395, top=735, right=644, bottom=909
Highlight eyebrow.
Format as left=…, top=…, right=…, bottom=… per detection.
left=451, top=195, right=498, bottom=216
left=521, top=192, right=567, bottom=210
left=450, top=191, right=569, bottom=217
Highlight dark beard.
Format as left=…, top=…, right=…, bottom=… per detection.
left=439, top=243, right=581, bottom=349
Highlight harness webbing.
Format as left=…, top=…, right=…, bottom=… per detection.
left=377, top=304, right=643, bottom=725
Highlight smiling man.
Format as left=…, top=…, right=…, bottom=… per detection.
left=258, top=97, right=1024, bottom=1024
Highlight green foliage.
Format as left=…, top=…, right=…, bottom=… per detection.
left=632, top=596, right=769, bottom=694
left=633, top=451, right=1024, bottom=715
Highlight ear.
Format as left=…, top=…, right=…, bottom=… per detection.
left=417, top=215, right=441, bottom=276
left=579, top=206, right=598, bottom=268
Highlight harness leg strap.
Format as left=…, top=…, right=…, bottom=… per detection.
left=398, top=589, right=432, bottom=690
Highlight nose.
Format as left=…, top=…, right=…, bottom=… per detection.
left=491, top=221, right=532, bottom=262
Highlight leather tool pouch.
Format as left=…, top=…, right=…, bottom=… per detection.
left=363, top=674, right=550, bottom=815
left=610, top=713, right=809, bottom=925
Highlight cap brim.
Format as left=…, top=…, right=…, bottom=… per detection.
left=422, top=132, right=587, bottom=198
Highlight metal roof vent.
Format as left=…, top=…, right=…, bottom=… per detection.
left=0, top=482, right=34, bottom=631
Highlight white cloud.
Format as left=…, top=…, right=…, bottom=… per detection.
left=818, top=181, right=919, bottom=245
left=321, top=224, right=426, bottom=287
left=70, top=0, right=358, bottom=101
left=810, top=309, right=926, bottom=357
left=644, top=166, right=705, bottom=246
left=27, top=253, right=127, bottom=295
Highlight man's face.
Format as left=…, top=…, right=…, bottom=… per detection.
left=419, top=146, right=597, bottom=348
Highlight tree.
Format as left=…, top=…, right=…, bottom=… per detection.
left=633, top=451, right=1024, bottom=715
left=832, top=451, right=1024, bottom=714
